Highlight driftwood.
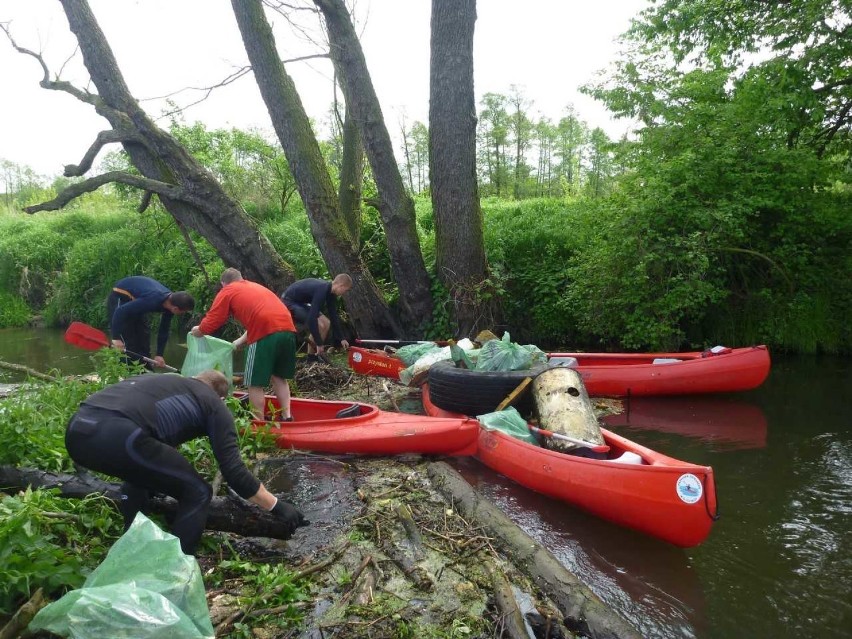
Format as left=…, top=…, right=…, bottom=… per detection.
left=0, top=359, right=59, bottom=382
left=532, top=368, right=604, bottom=452
left=0, top=466, right=296, bottom=540
left=0, top=588, right=46, bottom=639
left=427, top=461, right=641, bottom=639
left=485, top=561, right=530, bottom=639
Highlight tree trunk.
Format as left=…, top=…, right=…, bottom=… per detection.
left=55, top=0, right=294, bottom=292
left=427, top=462, right=642, bottom=639
left=338, top=104, right=364, bottom=243
left=315, top=0, right=434, bottom=333
left=0, top=465, right=298, bottom=540
left=231, top=0, right=401, bottom=338
left=429, top=0, right=500, bottom=337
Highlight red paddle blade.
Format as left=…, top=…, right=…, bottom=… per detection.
left=65, top=321, right=110, bottom=351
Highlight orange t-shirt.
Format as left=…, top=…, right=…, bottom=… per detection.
left=199, top=280, right=295, bottom=344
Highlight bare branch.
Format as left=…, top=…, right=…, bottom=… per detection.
left=1, top=21, right=99, bottom=106
left=64, top=130, right=142, bottom=176
left=138, top=190, right=153, bottom=213
left=24, top=171, right=183, bottom=214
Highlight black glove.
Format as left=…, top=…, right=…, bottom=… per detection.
left=270, top=499, right=309, bottom=536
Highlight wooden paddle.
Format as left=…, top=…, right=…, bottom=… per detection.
left=528, top=424, right=611, bottom=453
left=64, top=321, right=179, bottom=372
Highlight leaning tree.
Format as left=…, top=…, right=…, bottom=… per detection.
left=3, top=0, right=295, bottom=293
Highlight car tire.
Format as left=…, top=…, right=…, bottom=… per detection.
left=426, top=360, right=549, bottom=416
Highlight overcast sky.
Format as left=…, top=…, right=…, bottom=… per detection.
left=0, top=0, right=647, bottom=178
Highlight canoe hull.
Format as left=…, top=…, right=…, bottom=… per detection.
left=350, top=344, right=771, bottom=397
left=551, top=345, right=770, bottom=396
left=241, top=393, right=478, bottom=456
left=348, top=347, right=405, bottom=379
left=423, top=385, right=718, bottom=547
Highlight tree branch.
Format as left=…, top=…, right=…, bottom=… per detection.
left=24, top=171, right=182, bottom=214
left=64, top=130, right=142, bottom=176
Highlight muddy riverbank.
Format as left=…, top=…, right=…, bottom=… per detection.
left=199, top=363, right=634, bottom=638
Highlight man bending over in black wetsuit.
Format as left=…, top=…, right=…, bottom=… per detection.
left=65, top=370, right=308, bottom=555
left=281, top=274, right=352, bottom=360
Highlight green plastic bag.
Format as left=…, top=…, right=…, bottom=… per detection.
left=30, top=513, right=214, bottom=639
left=477, top=406, right=539, bottom=445
left=182, top=333, right=234, bottom=383
left=475, top=332, right=535, bottom=372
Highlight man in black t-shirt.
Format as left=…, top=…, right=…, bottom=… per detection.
left=281, top=273, right=352, bottom=360
left=65, top=370, right=307, bottom=554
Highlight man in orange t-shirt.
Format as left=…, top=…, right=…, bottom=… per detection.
left=190, top=268, right=296, bottom=420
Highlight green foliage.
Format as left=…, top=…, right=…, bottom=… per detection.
left=0, top=351, right=141, bottom=471
left=210, top=559, right=308, bottom=636
left=0, top=488, right=123, bottom=614
left=0, top=292, right=30, bottom=327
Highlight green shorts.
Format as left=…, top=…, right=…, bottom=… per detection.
left=244, top=331, right=296, bottom=386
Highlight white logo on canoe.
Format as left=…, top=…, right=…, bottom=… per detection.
left=676, top=473, right=703, bottom=504
left=352, top=352, right=363, bottom=363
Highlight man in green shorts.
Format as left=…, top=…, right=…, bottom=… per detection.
left=191, top=268, right=297, bottom=420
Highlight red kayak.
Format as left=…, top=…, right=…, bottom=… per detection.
left=422, top=385, right=718, bottom=547
left=350, top=344, right=770, bottom=397
left=237, top=392, right=478, bottom=456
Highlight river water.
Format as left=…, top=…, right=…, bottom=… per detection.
left=1, top=327, right=849, bottom=638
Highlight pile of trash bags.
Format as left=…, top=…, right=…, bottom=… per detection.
left=397, top=332, right=547, bottom=385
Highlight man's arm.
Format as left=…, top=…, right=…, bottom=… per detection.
left=155, top=311, right=174, bottom=356
left=195, top=290, right=231, bottom=336
left=325, top=289, right=345, bottom=345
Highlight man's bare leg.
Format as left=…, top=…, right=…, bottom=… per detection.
left=247, top=386, right=266, bottom=420
left=270, top=375, right=291, bottom=419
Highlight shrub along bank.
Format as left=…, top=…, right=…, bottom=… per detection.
left=0, top=192, right=848, bottom=354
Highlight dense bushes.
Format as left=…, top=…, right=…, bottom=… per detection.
left=0, top=190, right=848, bottom=353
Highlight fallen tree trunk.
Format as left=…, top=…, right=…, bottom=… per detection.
left=0, top=465, right=295, bottom=540
left=427, top=461, right=641, bottom=639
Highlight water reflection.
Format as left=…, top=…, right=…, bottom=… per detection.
left=449, top=457, right=707, bottom=639
left=604, top=395, right=768, bottom=450
left=0, top=326, right=189, bottom=381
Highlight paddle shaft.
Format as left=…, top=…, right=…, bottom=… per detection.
left=356, top=339, right=450, bottom=347
left=528, top=424, right=610, bottom=453
left=65, top=322, right=178, bottom=372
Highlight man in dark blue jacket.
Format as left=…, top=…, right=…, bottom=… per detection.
left=281, top=274, right=352, bottom=360
left=65, top=370, right=308, bottom=554
left=108, top=276, right=194, bottom=369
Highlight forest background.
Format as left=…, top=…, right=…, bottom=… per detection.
left=1, top=0, right=849, bottom=354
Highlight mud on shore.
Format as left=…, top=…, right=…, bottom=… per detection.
left=199, top=361, right=631, bottom=639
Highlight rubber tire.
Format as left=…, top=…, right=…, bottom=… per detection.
left=427, top=360, right=549, bottom=416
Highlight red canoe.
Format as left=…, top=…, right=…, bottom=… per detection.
left=422, top=385, right=718, bottom=547
left=350, top=344, right=770, bottom=397
left=237, top=392, right=478, bottom=456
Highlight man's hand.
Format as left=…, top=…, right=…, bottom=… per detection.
left=340, top=339, right=350, bottom=351
left=154, top=355, right=166, bottom=368
left=190, top=326, right=203, bottom=338
left=111, top=339, right=125, bottom=351
left=269, top=499, right=309, bottom=536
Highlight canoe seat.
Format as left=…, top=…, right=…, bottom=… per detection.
left=335, top=404, right=362, bottom=419
left=608, top=451, right=644, bottom=464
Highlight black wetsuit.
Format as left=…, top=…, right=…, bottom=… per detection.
left=65, top=374, right=259, bottom=554
left=107, top=276, right=174, bottom=364
left=281, top=278, right=344, bottom=346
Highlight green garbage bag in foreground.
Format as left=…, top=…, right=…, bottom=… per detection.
left=477, top=406, right=539, bottom=445
left=182, top=333, right=234, bottom=383
left=29, top=513, right=214, bottom=639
